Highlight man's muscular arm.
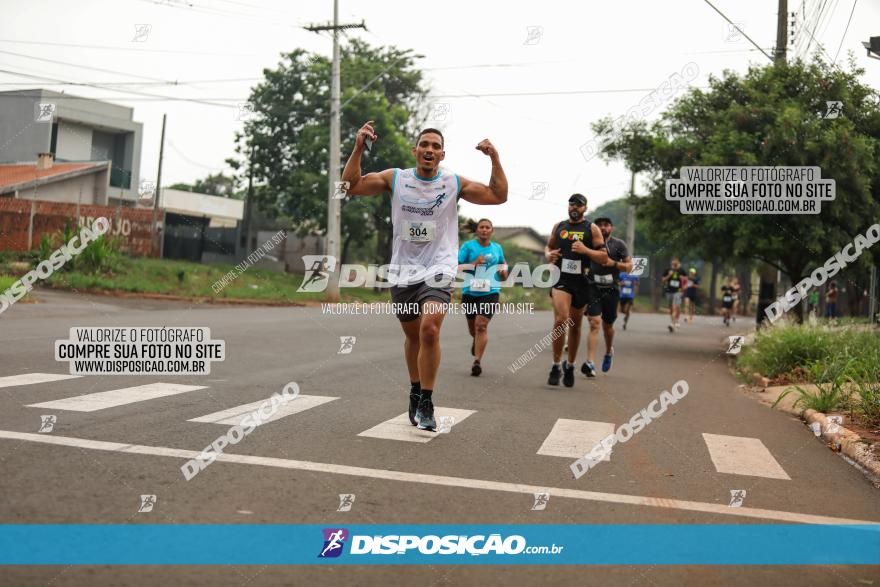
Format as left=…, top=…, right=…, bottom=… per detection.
left=459, top=139, right=508, bottom=205
left=545, top=222, right=561, bottom=263
left=571, top=224, right=609, bottom=264
left=341, top=120, right=393, bottom=196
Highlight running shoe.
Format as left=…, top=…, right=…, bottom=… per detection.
left=581, top=361, right=597, bottom=378
left=562, top=361, right=575, bottom=387
left=471, top=360, right=482, bottom=377
left=602, top=349, right=614, bottom=373
left=417, top=396, right=436, bottom=431
left=548, top=364, right=562, bottom=386
left=408, top=390, right=421, bottom=426
left=668, top=324, right=674, bottom=333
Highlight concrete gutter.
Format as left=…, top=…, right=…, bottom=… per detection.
left=747, top=380, right=880, bottom=486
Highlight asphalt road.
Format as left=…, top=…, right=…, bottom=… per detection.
left=1, top=290, right=878, bottom=586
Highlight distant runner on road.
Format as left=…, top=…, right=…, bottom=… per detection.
left=544, top=194, right=608, bottom=387
left=720, top=278, right=735, bottom=327
left=660, top=259, right=686, bottom=333
left=618, top=271, right=638, bottom=330
left=342, top=122, right=508, bottom=430
left=458, top=219, right=508, bottom=377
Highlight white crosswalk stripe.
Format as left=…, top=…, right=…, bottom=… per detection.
left=536, top=418, right=615, bottom=460
left=358, top=407, right=476, bottom=443
left=26, top=383, right=208, bottom=412
left=0, top=373, right=81, bottom=389
left=188, top=394, right=338, bottom=426
left=702, top=433, right=791, bottom=480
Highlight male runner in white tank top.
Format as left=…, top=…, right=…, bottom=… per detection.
left=342, top=121, right=508, bottom=431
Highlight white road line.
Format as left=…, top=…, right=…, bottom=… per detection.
left=358, top=408, right=475, bottom=443
left=26, top=383, right=207, bottom=412
left=188, top=394, right=338, bottom=425
left=702, top=433, right=791, bottom=480
left=0, top=430, right=873, bottom=526
left=537, top=419, right=615, bottom=460
left=0, top=373, right=81, bottom=389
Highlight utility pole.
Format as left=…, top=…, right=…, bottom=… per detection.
left=305, top=4, right=366, bottom=302
left=153, top=113, right=166, bottom=258
left=755, top=0, right=789, bottom=326
left=625, top=170, right=636, bottom=253
left=240, top=142, right=255, bottom=257
left=775, top=0, right=788, bottom=63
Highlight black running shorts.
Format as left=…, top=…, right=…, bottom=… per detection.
left=586, top=283, right=619, bottom=324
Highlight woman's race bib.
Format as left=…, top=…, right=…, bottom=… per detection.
left=669, top=279, right=680, bottom=288
left=470, top=278, right=491, bottom=292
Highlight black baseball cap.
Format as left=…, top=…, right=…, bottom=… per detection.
left=594, top=217, right=613, bottom=225
left=568, top=193, right=587, bottom=206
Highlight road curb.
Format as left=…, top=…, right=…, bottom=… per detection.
left=801, top=409, right=880, bottom=482
left=746, top=369, right=880, bottom=485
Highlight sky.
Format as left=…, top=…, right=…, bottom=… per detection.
left=2, top=0, right=878, bottom=234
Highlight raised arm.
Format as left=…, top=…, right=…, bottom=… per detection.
left=459, top=139, right=508, bottom=205
left=341, top=120, right=394, bottom=196
left=545, top=222, right=561, bottom=264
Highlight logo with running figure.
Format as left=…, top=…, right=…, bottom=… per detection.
left=428, top=192, right=447, bottom=210
left=297, top=255, right=337, bottom=292
left=726, top=335, right=744, bottom=355
left=630, top=257, right=648, bottom=277
left=38, top=415, right=56, bottom=433
left=318, top=528, right=349, bottom=558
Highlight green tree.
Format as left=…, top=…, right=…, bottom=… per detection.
left=169, top=173, right=242, bottom=199
left=594, top=56, right=880, bottom=320
left=229, top=40, right=428, bottom=263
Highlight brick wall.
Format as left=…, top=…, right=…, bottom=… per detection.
left=0, top=198, right=162, bottom=256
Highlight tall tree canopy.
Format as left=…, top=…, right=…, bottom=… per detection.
left=594, top=57, right=880, bottom=297
left=229, top=40, right=429, bottom=262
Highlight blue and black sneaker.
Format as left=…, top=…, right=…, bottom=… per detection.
left=562, top=361, right=575, bottom=387
left=408, top=390, right=421, bottom=426
left=548, top=364, right=562, bottom=386
left=581, top=361, right=597, bottom=378
left=417, top=395, right=436, bottom=431
left=602, top=349, right=614, bottom=373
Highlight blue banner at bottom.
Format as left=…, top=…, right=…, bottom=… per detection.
left=1, top=525, right=878, bottom=565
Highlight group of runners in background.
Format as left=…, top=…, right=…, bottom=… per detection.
left=342, top=122, right=762, bottom=431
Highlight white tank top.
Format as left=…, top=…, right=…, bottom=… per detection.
left=389, top=167, right=461, bottom=286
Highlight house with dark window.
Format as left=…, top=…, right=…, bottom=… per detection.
left=0, top=89, right=143, bottom=205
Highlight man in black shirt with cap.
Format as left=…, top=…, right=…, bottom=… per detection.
left=544, top=193, right=608, bottom=387
left=583, top=217, right=633, bottom=376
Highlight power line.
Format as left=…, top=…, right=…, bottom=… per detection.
left=701, top=0, right=774, bottom=61
left=833, top=0, right=858, bottom=64
left=429, top=87, right=676, bottom=98
left=0, top=68, right=236, bottom=108
left=803, top=0, right=829, bottom=57
left=0, top=38, right=256, bottom=57
left=0, top=49, right=172, bottom=84
left=135, top=0, right=309, bottom=30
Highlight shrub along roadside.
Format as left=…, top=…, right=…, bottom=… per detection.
left=738, top=323, right=880, bottom=426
